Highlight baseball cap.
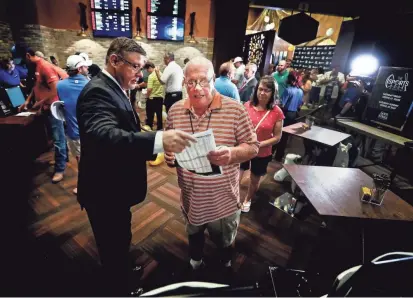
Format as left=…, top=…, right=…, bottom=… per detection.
left=78, top=52, right=93, bottom=66
left=233, top=57, right=243, bottom=64
left=66, top=55, right=88, bottom=70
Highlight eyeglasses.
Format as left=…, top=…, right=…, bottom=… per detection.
left=186, top=79, right=211, bottom=89
left=117, top=55, right=142, bottom=72
left=257, top=87, right=272, bottom=94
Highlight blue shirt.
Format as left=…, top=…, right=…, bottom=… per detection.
left=339, top=85, right=361, bottom=108
left=0, top=68, right=21, bottom=87
left=57, top=74, right=88, bottom=139
left=214, top=76, right=240, bottom=101
left=281, top=86, right=304, bottom=112
left=15, top=65, right=28, bottom=79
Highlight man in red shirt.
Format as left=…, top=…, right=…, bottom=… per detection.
left=20, top=48, right=68, bottom=182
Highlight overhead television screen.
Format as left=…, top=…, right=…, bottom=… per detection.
left=147, top=0, right=186, bottom=17
left=147, top=15, right=184, bottom=41
left=91, top=0, right=131, bottom=11
left=92, top=10, right=132, bottom=38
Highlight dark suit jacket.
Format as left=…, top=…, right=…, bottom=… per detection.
left=239, top=77, right=258, bottom=103
left=76, top=71, right=157, bottom=208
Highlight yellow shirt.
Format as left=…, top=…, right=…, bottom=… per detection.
left=147, top=71, right=164, bottom=99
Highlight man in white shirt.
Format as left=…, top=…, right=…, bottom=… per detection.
left=232, top=56, right=245, bottom=90
left=317, top=65, right=345, bottom=102
left=155, top=52, right=184, bottom=112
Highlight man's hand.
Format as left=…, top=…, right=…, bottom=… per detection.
left=18, top=101, right=29, bottom=112
left=163, top=130, right=196, bottom=153
left=207, top=146, right=231, bottom=166
left=165, top=151, right=176, bottom=167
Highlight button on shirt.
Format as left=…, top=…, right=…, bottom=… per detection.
left=161, top=61, right=183, bottom=93
left=57, top=74, right=89, bottom=140
left=214, top=76, right=240, bottom=102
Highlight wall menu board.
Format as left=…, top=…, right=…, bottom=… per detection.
left=91, top=0, right=130, bottom=11
left=92, top=11, right=132, bottom=37
left=147, top=0, right=186, bottom=17
left=147, top=15, right=184, bottom=41
left=365, top=67, right=413, bottom=131
left=292, top=46, right=335, bottom=70
left=91, top=0, right=132, bottom=38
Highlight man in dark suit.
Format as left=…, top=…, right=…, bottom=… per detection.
left=76, top=37, right=195, bottom=296
left=239, top=63, right=258, bottom=103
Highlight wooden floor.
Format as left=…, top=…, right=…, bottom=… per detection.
left=17, top=146, right=338, bottom=296
left=5, top=114, right=411, bottom=296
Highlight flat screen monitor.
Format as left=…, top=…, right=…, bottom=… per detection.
left=6, top=86, right=25, bottom=108
left=92, top=10, right=132, bottom=38
left=147, top=0, right=186, bottom=17
left=91, top=0, right=131, bottom=11
left=146, top=15, right=184, bottom=41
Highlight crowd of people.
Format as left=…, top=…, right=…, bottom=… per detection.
left=0, top=37, right=370, bottom=295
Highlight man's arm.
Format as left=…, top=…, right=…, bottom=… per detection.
left=77, top=87, right=158, bottom=160
left=146, top=88, right=152, bottom=99
left=32, top=80, right=59, bottom=109
left=18, top=90, right=33, bottom=111
left=78, top=88, right=195, bottom=159
left=155, top=67, right=167, bottom=85
left=339, top=102, right=353, bottom=116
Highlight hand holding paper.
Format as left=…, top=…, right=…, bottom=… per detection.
left=207, top=146, right=231, bottom=166
left=175, top=129, right=223, bottom=176
left=162, top=130, right=196, bottom=153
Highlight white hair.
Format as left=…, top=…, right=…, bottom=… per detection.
left=247, top=63, right=258, bottom=74
left=183, top=56, right=215, bottom=82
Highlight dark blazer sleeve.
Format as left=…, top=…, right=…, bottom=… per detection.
left=77, top=86, right=157, bottom=160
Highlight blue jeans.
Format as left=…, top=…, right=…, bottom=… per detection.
left=48, top=114, right=67, bottom=173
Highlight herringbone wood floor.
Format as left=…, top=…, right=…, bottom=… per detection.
left=22, top=147, right=329, bottom=296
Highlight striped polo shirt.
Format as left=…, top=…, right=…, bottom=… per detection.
left=166, top=92, right=259, bottom=226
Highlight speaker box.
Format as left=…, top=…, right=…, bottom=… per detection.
left=278, top=12, right=319, bottom=45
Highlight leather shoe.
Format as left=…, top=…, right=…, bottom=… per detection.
left=52, top=172, right=64, bottom=183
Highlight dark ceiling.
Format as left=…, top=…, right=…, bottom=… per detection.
left=250, top=0, right=413, bottom=17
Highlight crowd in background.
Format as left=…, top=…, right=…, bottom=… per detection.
left=0, top=39, right=375, bottom=295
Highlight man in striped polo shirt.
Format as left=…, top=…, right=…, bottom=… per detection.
left=165, top=57, right=259, bottom=271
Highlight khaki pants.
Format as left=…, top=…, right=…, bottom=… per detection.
left=186, top=210, right=241, bottom=262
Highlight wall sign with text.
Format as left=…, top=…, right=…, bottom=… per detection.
left=366, top=67, right=413, bottom=131
left=292, top=46, right=335, bottom=70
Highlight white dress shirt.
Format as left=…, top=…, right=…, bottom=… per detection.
left=102, top=69, right=163, bottom=154
left=160, top=61, right=184, bottom=93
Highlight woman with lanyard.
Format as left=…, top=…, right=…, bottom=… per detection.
left=240, top=76, right=284, bottom=213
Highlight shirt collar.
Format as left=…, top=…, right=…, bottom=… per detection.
left=70, top=74, right=88, bottom=81
left=183, top=91, right=222, bottom=113
left=102, top=69, right=127, bottom=95
left=219, top=76, right=230, bottom=81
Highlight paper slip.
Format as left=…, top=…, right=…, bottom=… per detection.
left=175, top=129, right=223, bottom=176
left=15, top=111, right=36, bottom=117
